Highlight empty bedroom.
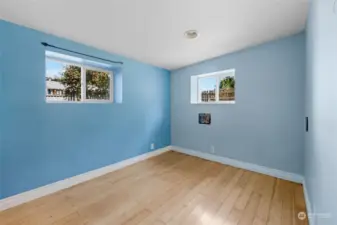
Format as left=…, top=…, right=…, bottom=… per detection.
left=0, top=0, right=336, bottom=225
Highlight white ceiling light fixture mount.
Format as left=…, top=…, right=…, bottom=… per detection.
left=184, top=30, right=199, bottom=39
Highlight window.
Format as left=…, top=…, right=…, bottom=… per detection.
left=191, top=69, right=235, bottom=104
left=45, top=51, right=113, bottom=103
left=198, top=76, right=217, bottom=102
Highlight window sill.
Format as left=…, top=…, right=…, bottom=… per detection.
left=46, top=100, right=113, bottom=104
left=191, top=101, right=235, bottom=105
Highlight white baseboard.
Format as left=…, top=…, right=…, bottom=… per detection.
left=172, top=146, right=314, bottom=223
left=0, top=146, right=171, bottom=212
left=171, top=146, right=304, bottom=184
left=303, top=181, right=315, bottom=225
left=0, top=145, right=306, bottom=213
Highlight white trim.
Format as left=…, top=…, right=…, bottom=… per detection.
left=109, top=71, right=114, bottom=102
left=0, top=146, right=171, bottom=212
left=45, top=51, right=112, bottom=70
left=171, top=146, right=304, bottom=184
left=0, top=145, right=308, bottom=213
left=215, top=75, right=219, bottom=102
left=45, top=57, right=114, bottom=104
left=303, top=180, right=315, bottom=225
left=46, top=100, right=113, bottom=104
left=81, top=64, right=86, bottom=100
left=194, top=69, right=236, bottom=105
left=192, top=101, right=236, bottom=105
left=193, top=69, right=236, bottom=78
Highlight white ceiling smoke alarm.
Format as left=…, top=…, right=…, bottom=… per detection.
left=184, top=30, right=199, bottom=39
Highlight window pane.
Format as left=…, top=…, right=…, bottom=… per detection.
left=86, top=69, right=110, bottom=100
left=46, top=59, right=81, bottom=102
left=219, top=73, right=235, bottom=102
left=198, top=77, right=216, bottom=102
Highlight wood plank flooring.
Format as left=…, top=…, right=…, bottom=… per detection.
left=0, top=151, right=308, bottom=225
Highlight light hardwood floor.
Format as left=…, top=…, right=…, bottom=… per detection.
left=0, top=151, right=308, bottom=225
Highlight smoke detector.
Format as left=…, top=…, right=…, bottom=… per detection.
left=184, top=30, right=199, bottom=39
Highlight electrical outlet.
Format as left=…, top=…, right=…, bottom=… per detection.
left=210, top=145, right=215, bottom=154
left=151, top=143, right=155, bottom=150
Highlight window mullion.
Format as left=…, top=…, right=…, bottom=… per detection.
left=81, top=66, right=86, bottom=102
left=197, top=77, right=200, bottom=103
left=110, top=73, right=114, bottom=102
left=216, top=76, right=219, bottom=102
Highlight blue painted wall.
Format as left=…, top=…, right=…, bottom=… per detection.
left=0, top=20, right=171, bottom=198
left=171, top=33, right=305, bottom=175
left=305, top=0, right=337, bottom=224
left=0, top=20, right=3, bottom=198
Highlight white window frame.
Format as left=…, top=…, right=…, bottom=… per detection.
left=45, top=57, right=114, bottom=104
left=191, top=69, right=235, bottom=104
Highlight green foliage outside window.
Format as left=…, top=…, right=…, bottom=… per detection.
left=219, top=76, right=235, bottom=89
left=59, top=65, right=110, bottom=101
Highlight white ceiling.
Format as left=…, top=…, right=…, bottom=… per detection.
left=0, top=0, right=308, bottom=70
